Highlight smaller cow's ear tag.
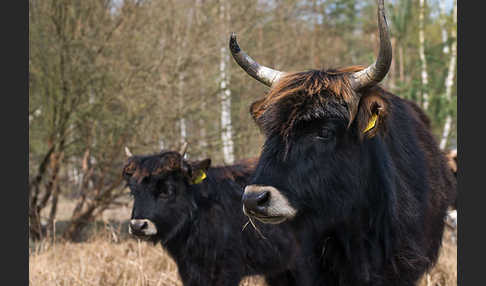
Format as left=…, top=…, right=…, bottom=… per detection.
left=363, top=113, right=378, bottom=134
left=192, top=170, right=207, bottom=184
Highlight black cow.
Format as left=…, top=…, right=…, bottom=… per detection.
left=122, top=146, right=311, bottom=286
left=229, top=0, right=456, bottom=285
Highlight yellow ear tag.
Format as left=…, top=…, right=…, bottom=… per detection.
left=363, top=113, right=378, bottom=133
left=192, top=170, right=207, bottom=184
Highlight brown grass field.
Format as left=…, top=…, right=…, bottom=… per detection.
left=30, top=200, right=457, bottom=286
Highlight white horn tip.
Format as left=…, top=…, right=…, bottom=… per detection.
left=179, top=142, right=188, bottom=156
left=125, top=146, right=133, bottom=157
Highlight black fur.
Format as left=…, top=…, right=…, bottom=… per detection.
left=249, top=74, right=456, bottom=286
left=123, top=152, right=311, bottom=286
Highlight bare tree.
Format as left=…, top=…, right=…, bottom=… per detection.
left=219, top=0, right=235, bottom=164
left=419, top=0, right=430, bottom=110
left=440, top=0, right=457, bottom=150
left=29, top=0, right=457, bottom=241
left=389, top=0, right=412, bottom=87
left=439, top=0, right=450, bottom=55
left=29, top=0, right=168, bottom=240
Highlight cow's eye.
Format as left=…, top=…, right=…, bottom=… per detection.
left=316, top=128, right=334, bottom=141
left=158, top=184, right=175, bottom=199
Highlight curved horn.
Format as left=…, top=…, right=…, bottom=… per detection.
left=179, top=142, right=188, bottom=157
left=349, top=0, right=392, bottom=90
left=229, top=33, right=285, bottom=87
left=124, top=146, right=133, bottom=157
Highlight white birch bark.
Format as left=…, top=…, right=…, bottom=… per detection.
left=178, top=71, right=187, bottom=145
left=219, top=1, right=234, bottom=164
left=439, top=0, right=450, bottom=55
left=195, top=0, right=208, bottom=155
left=419, top=0, right=429, bottom=110
left=440, top=0, right=457, bottom=150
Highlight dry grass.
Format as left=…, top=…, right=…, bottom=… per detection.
left=418, top=228, right=457, bottom=286
left=29, top=225, right=266, bottom=286
left=29, top=227, right=456, bottom=286
left=31, top=199, right=456, bottom=285
left=29, top=230, right=265, bottom=286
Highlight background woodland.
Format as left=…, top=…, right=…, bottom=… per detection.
left=29, top=0, right=457, bottom=241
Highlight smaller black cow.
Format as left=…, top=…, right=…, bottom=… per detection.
left=122, top=146, right=310, bottom=286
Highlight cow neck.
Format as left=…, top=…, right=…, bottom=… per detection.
left=161, top=181, right=213, bottom=254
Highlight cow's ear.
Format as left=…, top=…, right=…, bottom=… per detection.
left=122, top=160, right=137, bottom=179
left=355, top=90, right=387, bottom=140
left=190, top=158, right=211, bottom=184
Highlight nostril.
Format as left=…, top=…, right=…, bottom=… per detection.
left=243, top=190, right=271, bottom=212
left=256, top=191, right=270, bottom=206
left=130, top=220, right=148, bottom=231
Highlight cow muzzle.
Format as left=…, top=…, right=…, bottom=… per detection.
left=129, top=219, right=158, bottom=237
left=242, top=185, right=297, bottom=224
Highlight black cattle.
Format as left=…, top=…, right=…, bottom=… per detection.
left=122, top=146, right=311, bottom=286
left=229, top=0, right=456, bottom=285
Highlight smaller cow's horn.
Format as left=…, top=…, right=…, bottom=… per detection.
left=179, top=142, right=188, bottom=157
left=229, top=32, right=286, bottom=87
left=125, top=146, right=133, bottom=157
left=349, top=0, right=392, bottom=90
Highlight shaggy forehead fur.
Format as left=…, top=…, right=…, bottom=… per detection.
left=250, top=66, right=366, bottom=139
left=122, top=151, right=185, bottom=183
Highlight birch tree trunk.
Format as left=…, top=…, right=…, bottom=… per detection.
left=195, top=0, right=208, bottom=157
left=219, top=0, right=235, bottom=164
left=440, top=0, right=457, bottom=150
left=439, top=0, right=450, bottom=55
left=419, top=0, right=430, bottom=110
left=178, top=71, right=187, bottom=145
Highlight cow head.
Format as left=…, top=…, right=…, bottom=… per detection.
left=231, top=0, right=393, bottom=227
left=122, top=144, right=211, bottom=242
